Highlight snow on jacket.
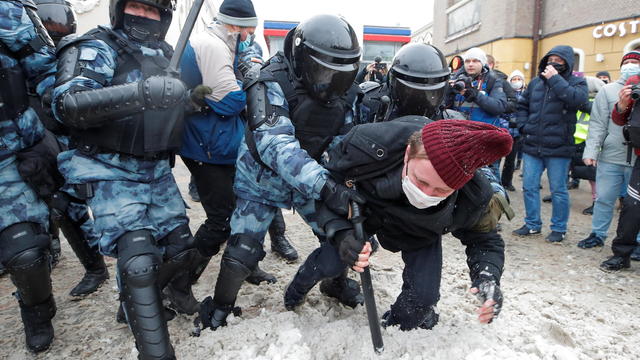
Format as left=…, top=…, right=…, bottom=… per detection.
left=516, top=45, right=588, bottom=158
left=179, top=22, right=246, bottom=164
left=583, top=78, right=636, bottom=166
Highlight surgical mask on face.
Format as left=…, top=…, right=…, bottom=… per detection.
left=401, top=164, right=448, bottom=209
left=510, top=80, right=523, bottom=90
left=238, top=33, right=254, bottom=53
left=620, top=63, right=640, bottom=80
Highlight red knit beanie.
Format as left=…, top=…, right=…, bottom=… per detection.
left=621, top=50, right=640, bottom=66
left=421, top=120, right=513, bottom=190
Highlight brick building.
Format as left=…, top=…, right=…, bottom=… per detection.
left=419, top=0, right=639, bottom=81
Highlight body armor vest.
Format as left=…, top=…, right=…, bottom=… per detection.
left=66, top=27, right=181, bottom=158
left=257, top=53, right=356, bottom=161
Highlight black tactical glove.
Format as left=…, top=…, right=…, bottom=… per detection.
left=189, top=84, right=212, bottom=108
left=334, top=229, right=362, bottom=266
left=16, top=130, right=64, bottom=199
left=320, top=178, right=366, bottom=216
left=463, top=87, right=479, bottom=102
left=472, top=277, right=503, bottom=322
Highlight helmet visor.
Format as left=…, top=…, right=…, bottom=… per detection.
left=391, top=76, right=447, bottom=117
left=37, top=3, right=76, bottom=40
left=303, top=53, right=359, bottom=102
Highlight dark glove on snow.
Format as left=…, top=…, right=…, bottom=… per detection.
left=472, top=278, right=503, bottom=322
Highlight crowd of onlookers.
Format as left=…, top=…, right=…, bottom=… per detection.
left=435, top=45, right=640, bottom=270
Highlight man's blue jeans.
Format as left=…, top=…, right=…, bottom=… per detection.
left=522, top=153, right=571, bottom=232
left=592, top=161, right=640, bottom=243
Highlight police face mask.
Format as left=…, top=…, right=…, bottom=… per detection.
left=401, top=163, right=447, bottom=209
left=620, top=63, right=640, bottom=81
left=123, top=14, right=162, bottom=43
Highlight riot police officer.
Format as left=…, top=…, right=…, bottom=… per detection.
left=0, top=0, right=58, bottom=352
left=34, top=0, right=110, bottom=299
left=358, top=43, right=457, bottom=124
left=196, top=14, right=367, bottom=331
left=53, top=0, right=198, bottom=358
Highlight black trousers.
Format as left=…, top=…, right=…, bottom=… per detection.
left=611, top=157, right=640, bottom=258
left=501, top=137, right=522, bottom=187
left=182, top=157, right=236, bottom=248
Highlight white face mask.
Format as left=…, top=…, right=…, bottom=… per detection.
left=401, top=164, right=448, bottom=209
left=620, top=63, right=640, bottom=80
left=510, top=80, right=523, bottom=90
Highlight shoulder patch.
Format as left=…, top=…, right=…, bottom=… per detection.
left=78, top=47, right=98, bottom=61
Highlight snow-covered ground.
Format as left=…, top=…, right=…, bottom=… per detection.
left=1, top=160, right=639, bottom=360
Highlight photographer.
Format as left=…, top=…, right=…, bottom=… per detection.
left=600, top=51, right=640, bottom=270
left=445, top=48, right=507, bottom=180
left=355, top=56, right=388, bottom=84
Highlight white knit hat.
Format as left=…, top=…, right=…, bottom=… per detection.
left=463, top=47, right=487, bottom=66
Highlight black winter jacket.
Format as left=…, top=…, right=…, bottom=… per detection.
left=516, top=45, right=588, bottom=158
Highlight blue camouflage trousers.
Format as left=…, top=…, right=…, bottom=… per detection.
left=0, top=159, right=49, bottom=233
left=85, top=173, right=189, bottom=257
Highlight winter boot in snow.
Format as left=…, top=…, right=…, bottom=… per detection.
left=269, top=210, right=298, bottom=261
left=245, top=264, right=277, bottom=285
left=319, top=271, right=364, bottom=308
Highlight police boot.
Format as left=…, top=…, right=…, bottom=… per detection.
left=198, top=235, right=262, bottom=330
left=269, top=210, right=298, bottom=262
left=117, top=231, right=175, bottom=360
left=381, top=306, right=439, bottom=331
left=283, top=261, right=319, bottom=311
left=319, top=270, right=364, bottom=308
left=65, top=221, right=109, bottom=297
left=0, top=223, right=56, bottom=352
left=245, top=264, right=277, bottom=285
left=19, top=296, right=57, bottom=353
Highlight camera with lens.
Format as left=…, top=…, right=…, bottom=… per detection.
left=374, top=62, right=387, bottom=71
left=631, top=84, right=640, bottom=100
left=452, top=74, right=472, bottom=92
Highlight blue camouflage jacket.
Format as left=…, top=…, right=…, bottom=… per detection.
left=52, top=28, right=174, bottom=186
left=0, top=0, right=55, bottom=169
left=234, top=80, right=355, bottom=209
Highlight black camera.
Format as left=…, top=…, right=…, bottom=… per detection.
left=631, top=84, right=640, bottom=100
left=452, top=74, right=472, bottom=92
left=374, top=62, right=386, bottom=71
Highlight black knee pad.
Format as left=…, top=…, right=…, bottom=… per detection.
left=0, top=222, right=50, bottom=266
left=223, top=234, right=265, bottom=270
left=160, top=224, right=195, bottom=259
left=0, top=223, right=52, bottom=306
left=117, top=230, right=161, bottom=288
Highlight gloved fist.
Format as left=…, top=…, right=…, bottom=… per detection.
left=335, top=230, right=371, bottom=272
left=320, top=178, right=366, bottom=216
left=190, top=84, right=213, bottom=108
left=463, top=87, right=479, bottom=101
left=470, top=278, right=503, bottom=324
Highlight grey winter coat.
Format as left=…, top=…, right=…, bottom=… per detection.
left=583, top=78, right=637, bottom=166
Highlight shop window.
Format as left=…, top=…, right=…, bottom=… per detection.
left=446, top=0, right=480, bottom=38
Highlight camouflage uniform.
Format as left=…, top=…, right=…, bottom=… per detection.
left=0, top=0, right=55, bottom=233
left=52, top=32, right=189, bottom=257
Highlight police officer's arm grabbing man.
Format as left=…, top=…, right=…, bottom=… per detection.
left=292, top=117, right=513, bottom=330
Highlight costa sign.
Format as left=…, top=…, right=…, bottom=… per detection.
left=593, top=20, right=640, bottom=38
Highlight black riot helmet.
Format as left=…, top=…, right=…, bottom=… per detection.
left=285, top=14, right=361, bottom=102
left=388, top=43, right=450, bottom=118
left=109, top=0, right=175, bottom=42
left=34, top=0, right=77, bottom=45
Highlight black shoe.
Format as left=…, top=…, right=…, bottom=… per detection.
left=271, top=235, right=299, bottom=262
left=319, top=276, right=364, bottom=309
left=577, top=233, right=604, bottom=249
left=504, top=184, right=516, bottom=192
left=542, top=195, right=552, bottom=203
left=381, top=307, right=439, bottom=330
left=546, top=231, right=565, bottom=243
left=19, top=296, right=56, bottom=353
left=283, top=280, right=310, bottom=311
left=582, top=202, right=594, bottom=215
left=512, top=225, right=541, bottom=236
left=245, top=265, right=277, bottom=285
left=568, top=180, right=579, bottom=190
left=69, top=267, right=109, bottom=298
left=631, top=246, right=640, bottom=261
left=163, top=283, right=200, bottom=315
left=600, top=256, right=631, bottom=271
